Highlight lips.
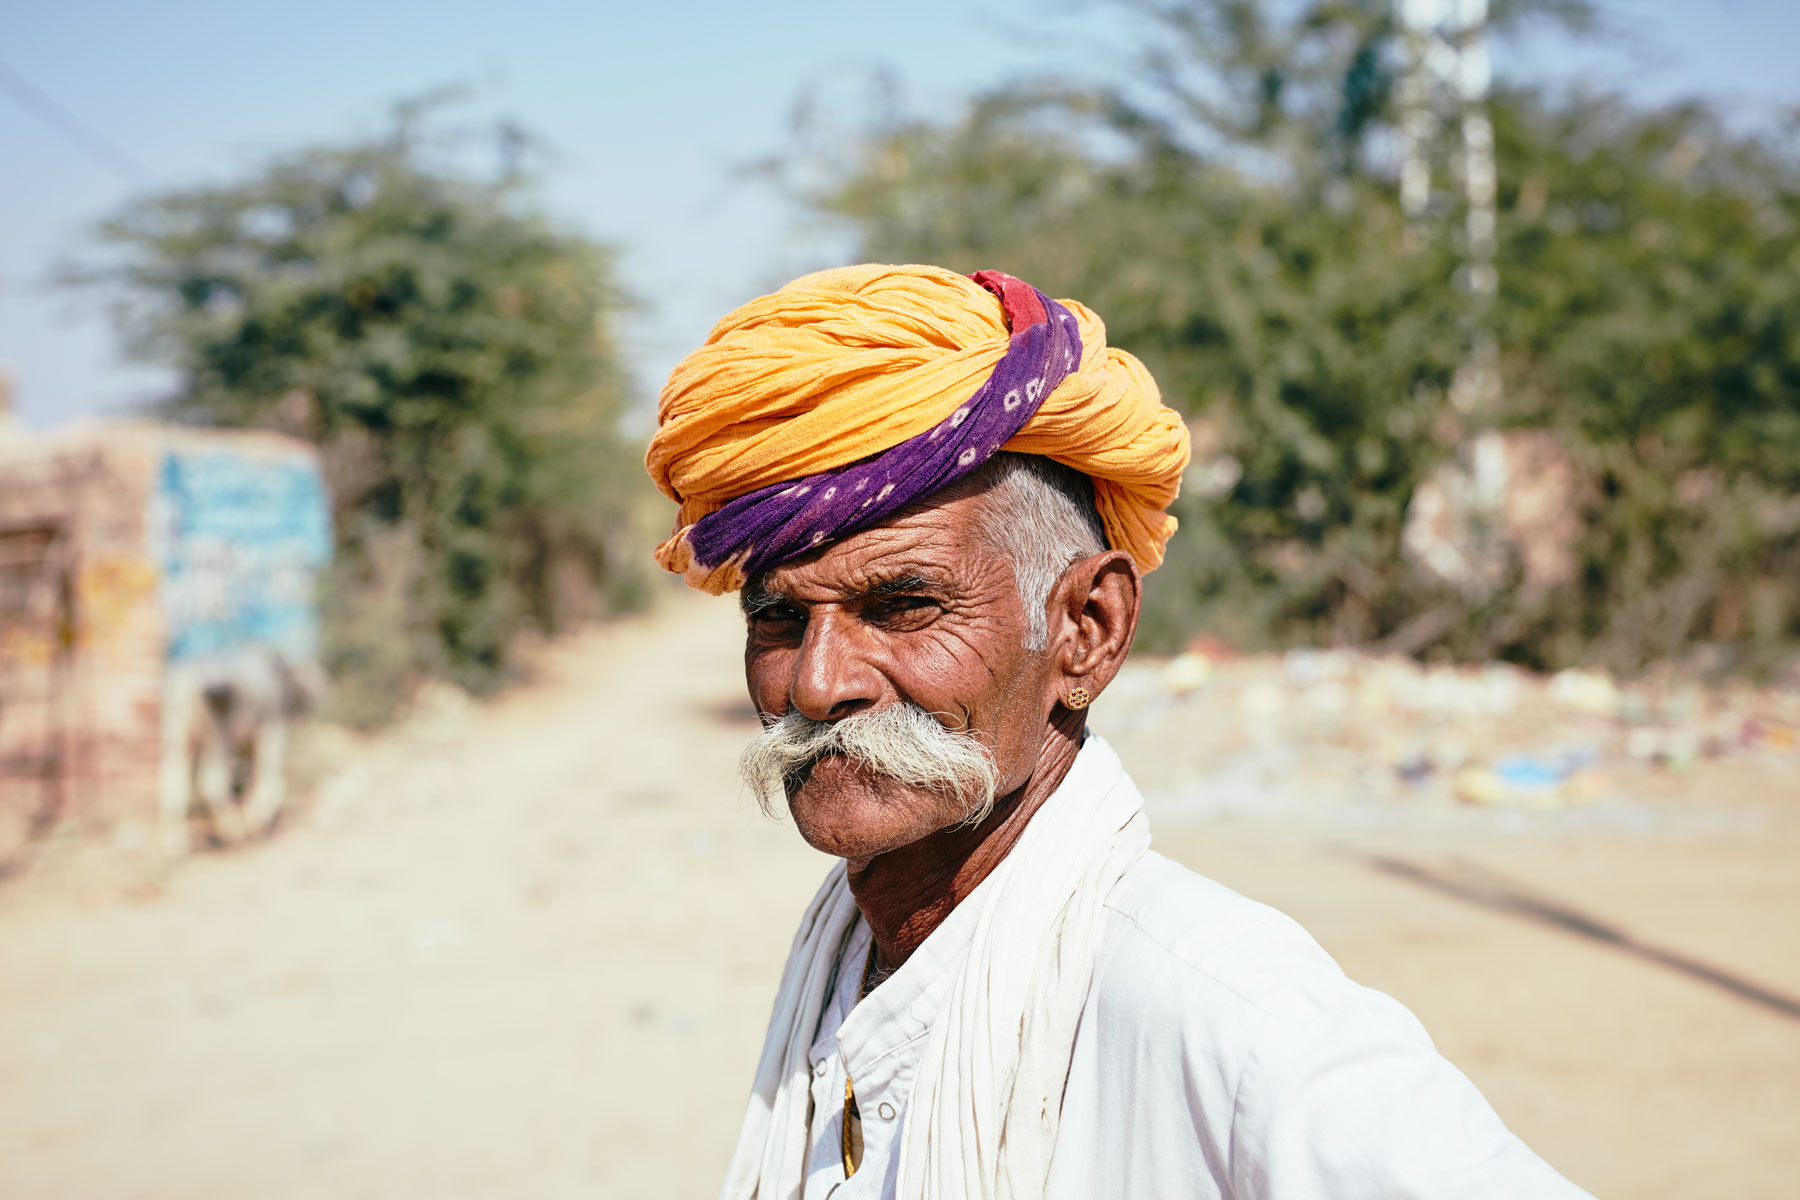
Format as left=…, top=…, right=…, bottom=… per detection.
left=784, top=749, right=831, bottom=797
left=796, top=753, right=955, bottom=814
left=790, top=749, right=852, bottom=794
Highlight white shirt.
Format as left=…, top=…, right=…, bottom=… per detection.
left=798, top=847, right=1591, bottom=1199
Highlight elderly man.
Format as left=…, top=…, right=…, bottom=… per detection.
left=648, top=266, right=1589, bottom=1200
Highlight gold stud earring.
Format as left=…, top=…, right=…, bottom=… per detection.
left=1064, top=686, right=1092, bottom=710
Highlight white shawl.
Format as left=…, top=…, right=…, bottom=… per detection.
left=718, top=735, right=1151, bottom=1200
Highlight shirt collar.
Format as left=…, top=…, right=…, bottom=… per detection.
left=834, top=866, right=988, bottom=1078
left=826, top=734, right=1120, bottom=1082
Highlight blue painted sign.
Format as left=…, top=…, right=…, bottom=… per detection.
left=152, top=449, right=332, bottom=663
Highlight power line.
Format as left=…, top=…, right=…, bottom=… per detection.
left=0, top=57, right=151, bottom=185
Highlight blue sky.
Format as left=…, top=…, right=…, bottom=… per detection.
left=3, top=0, right=1797, bottom=430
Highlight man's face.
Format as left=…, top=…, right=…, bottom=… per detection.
left=741, top=490, right=1061, bottom=861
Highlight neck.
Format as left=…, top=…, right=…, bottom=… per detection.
left=846, top=708, right=1086, bottom=970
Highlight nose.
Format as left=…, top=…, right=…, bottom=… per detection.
left=788, top=609, right=883, bottom=722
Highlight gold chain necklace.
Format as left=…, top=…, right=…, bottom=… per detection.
left=841, top=940, right=882, bottom=1179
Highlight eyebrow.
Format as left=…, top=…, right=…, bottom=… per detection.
left=739, top=569, right=955, bottom=615
left=867, top=572, right=947, bottom=598
left=740, top=582, right=784, bottom=615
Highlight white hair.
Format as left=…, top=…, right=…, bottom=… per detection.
left=960, top=453, right=1107, bottom=652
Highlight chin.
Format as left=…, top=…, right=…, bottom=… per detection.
left=786, top=755, right=957, bottom=860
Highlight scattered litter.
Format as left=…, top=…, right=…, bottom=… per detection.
left=1161, top=652, right=1213, bottom=694
left=1100, top=641, right=1799, bottom=816
left=1549, top=669, right=1620, bottom=717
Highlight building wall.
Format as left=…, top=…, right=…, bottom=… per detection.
left=0, top=424, right=327, bottom=860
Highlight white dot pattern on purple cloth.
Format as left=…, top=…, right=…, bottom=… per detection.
left=680, top=278, right=1083, bottom=580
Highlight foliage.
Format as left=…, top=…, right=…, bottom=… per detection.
left=67, top=98, right=649, bottom=723
left=774, top=0, right=1800, bottom=672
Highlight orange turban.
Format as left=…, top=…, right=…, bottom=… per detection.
left=646, top=263, right=1190, bottom=593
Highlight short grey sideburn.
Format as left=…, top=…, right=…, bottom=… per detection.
left=963, top=453, right=1108, bottom=652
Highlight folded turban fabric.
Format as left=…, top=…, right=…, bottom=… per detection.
left=646, top=263, right=1191, bottom=594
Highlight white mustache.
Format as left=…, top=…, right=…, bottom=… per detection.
left=739, top=703, right=1000, bottom=825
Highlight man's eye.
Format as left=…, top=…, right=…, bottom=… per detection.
left=871, top=595, right=939, bottom=620
left=755, top=604, right=805, bottom=625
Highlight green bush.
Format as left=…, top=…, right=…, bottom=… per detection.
left=68, top=98, right=650, bottom=722
left=774, top=2, right=1800, bottom=673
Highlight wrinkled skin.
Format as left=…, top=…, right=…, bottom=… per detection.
left=742, top=487, right=1141, bottom=967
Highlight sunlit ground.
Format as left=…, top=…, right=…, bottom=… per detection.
left=0, top=592, right=1795, bottom=1199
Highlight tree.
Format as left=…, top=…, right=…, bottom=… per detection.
left=66, top=97, right=648, bottom=723
left=772, top=1, right=1800, bottom=673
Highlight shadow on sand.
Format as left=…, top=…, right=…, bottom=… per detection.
left=1353, top=850, right=1800, bottom=1022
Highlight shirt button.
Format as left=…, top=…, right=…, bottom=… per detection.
left=814, top=1059, right=829, bottom=1077
left=877, top=1101, right=896, bottom=1121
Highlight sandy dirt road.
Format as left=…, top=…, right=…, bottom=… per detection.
left=1, top=591, right=1796, bottom=1198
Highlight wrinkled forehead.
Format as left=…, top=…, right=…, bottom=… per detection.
left=739, top=486, right=1010, bottom=609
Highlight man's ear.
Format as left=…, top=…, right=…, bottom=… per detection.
left=1045, top=550, right=1141, bottom=703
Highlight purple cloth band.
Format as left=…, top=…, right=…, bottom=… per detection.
left=683, top=272, right=1084, bottom=581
